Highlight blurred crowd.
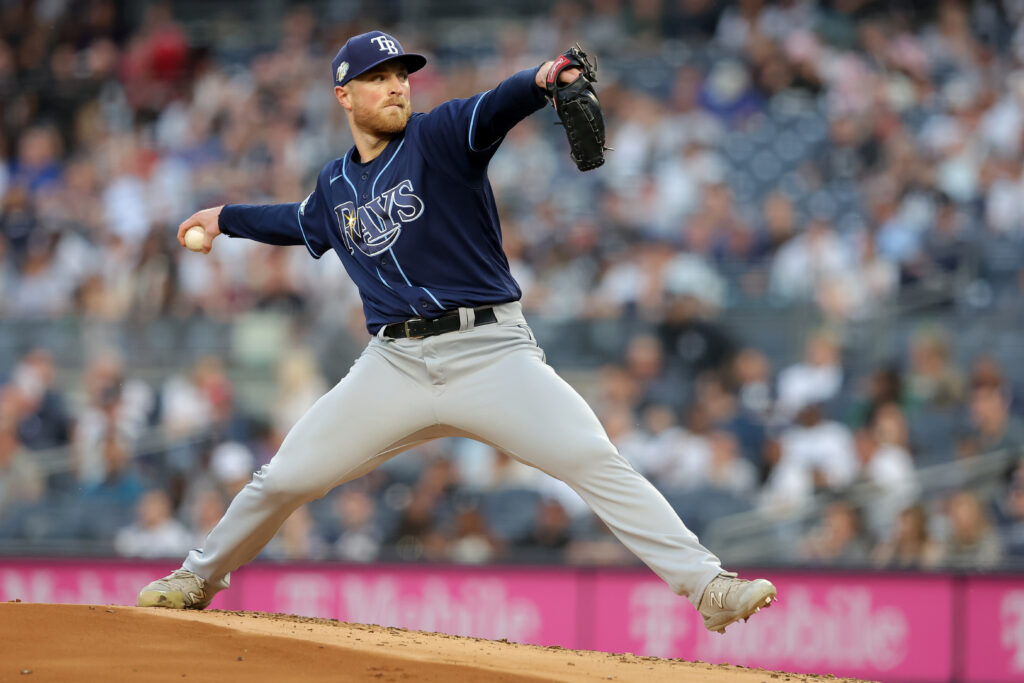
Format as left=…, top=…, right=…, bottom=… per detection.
left=1, top=0, right=1023, bottom=569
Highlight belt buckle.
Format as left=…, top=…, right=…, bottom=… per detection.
left=404, top=320, right=426, bottom=340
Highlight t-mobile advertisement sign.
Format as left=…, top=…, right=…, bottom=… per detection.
left=964, top=577, right=1024, bottom=683
left=238, top=564, right=581, bottom=648
left=2, top=560, right=1023, bottom=682
left=587, top=571, right=953, bottom=682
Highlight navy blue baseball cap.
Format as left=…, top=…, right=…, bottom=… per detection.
left=332, top=31, right=427, bottom=87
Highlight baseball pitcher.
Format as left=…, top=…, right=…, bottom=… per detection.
left=138, top=30, right=776, bottom=635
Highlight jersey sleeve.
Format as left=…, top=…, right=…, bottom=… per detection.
left=218, top=166, right=334, bottom=259
left=411, top=67, right=548, bottom=182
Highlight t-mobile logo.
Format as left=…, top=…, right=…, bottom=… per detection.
left=1004, top=591, right=1024, bottom=671
left=371, top=36, right=399, bottom=55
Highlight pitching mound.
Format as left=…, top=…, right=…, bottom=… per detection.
left=0, top=602, right=868, bottom=682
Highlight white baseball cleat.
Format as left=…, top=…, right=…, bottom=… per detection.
left=697, top=572, right=777, bottom=634
left=137, top=569, right=212, bottom=610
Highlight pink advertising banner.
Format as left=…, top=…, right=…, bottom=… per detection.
left=4, top=559, right=1024, bottom=682
left=0, top=560, right=237, bottom=611
left=585, top=571, right=953, bottom=682
left=238, top=564, right=581, bottom=648
left=963, top=576, right=1024, bottom=683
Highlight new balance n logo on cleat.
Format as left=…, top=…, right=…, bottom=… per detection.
left=137, top=569, right=212, bottom=610
left=697, top=572, right=777, bottom=634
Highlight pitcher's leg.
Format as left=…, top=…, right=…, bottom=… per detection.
left=184, top=349, right=436, bottom=593
left=440, top=336, right=723, bottom=605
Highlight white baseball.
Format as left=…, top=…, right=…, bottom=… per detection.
left=184, top=226, right=206, bottom=252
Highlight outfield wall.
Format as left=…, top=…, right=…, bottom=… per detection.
left=1, top=559, right=1021, bottom=683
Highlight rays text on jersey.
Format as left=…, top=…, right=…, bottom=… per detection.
left=333, top=179, right=425, bottom=256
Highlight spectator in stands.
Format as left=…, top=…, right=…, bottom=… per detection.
left=449, top=507, right=502, bottom=565
left=970, top=355, right=1010, bottom=394
left=656, top=291, right=737, bottom=382
left=331, top=488, right=382, bottom=563
left=184, top=486, right=228, bottom=551
left=769, top=219, right=856, bottom=312
left=750, top=193, right=797, bottom=267
left=649, top=403, right=715, bottom=491
left=659, top=248, right=728, bottom=316
left=695, top=372, right=765, bottom=466
left=273, top=348, right=327, bottom=439
left=775, top=330, right=844, bottom=422
left=188, top=356, right=235, bottom=434
left=0, top=419, right=43, bottom=517
left=905, top=328, right=964, bottom=411
left=114, top=488, right=192, bottom=558
left=912, top=193, right=972, bottom=288
left=161, top=356, right=229, bottom=475
left=128, top=226, right=178, bottom=320
left=959, top=385, right=1024, bottom=459
left=160, top=356, right=217, bottom=443
left=596, top=364, right=641, bottom=417
left=209, top=441, right=256, bottom=499
left=762, top=403, right=859, bottom=514
left=8, top=348, right=71, bottom=450
left=0, top=186, right=35, bottom=266
left=623, top=333, right=682, bottom=411
left=705, top=430, right=758, bottom=496
left=730, top=347, right=773, bottom=421
left=9, top=235, right=74, bottom=319
left=819, top=229, right=898, bottom=322
left=73, top=352, right=153, bottom=486
left=936, top=490, right=1004, bottom=569
left=849, top=364, right=904, bottom=429
left=994, top=460, right=1024, bottom=559
left=690, top=183, right=753, bottom=266
left=79, top=430, right=146, bottom=509
left=522, top=497, right=573, bottom=559
left=856, top=403, right=919, bottom=537
left=391, top=485, right=450, bottom=562
left=590, top=241, right=649, bottom=318
left=9, top=125, right=62, bottom=194
left=391, top=459, right=459, bottom=562
left=969, top=355, right=1024, bottom=420
left=872, top=503, right=942, bottom=569
left=800, top=499, right=871, bottom=566
left=263, top=505, right=328, bottom=561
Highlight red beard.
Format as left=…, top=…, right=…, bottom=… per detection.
left=355, top=100, right=411, bottom=136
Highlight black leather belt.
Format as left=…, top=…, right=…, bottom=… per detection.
left=382, top=307, right=497, bottom=339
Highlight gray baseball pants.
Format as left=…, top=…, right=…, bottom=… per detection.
left=184, top=302, right=723, bottom=606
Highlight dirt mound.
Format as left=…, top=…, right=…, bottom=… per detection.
left=0, top=602, right=869, bottom=682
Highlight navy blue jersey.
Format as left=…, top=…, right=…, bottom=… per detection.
left=219, top=67, right=548, bottom=334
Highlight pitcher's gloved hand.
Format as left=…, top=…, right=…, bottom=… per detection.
left=545, top=44, right=608, bottom=172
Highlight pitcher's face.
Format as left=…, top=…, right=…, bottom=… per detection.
left=340, top=61, right=412, bottom=136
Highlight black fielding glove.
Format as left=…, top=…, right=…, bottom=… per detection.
left=545, top=44, right=608, bottom=172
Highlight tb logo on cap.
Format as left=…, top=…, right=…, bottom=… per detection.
left=371, top=36, right=399, bottom=55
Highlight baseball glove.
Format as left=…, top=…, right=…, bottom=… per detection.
left=545, top=44, right=607, bottom=172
